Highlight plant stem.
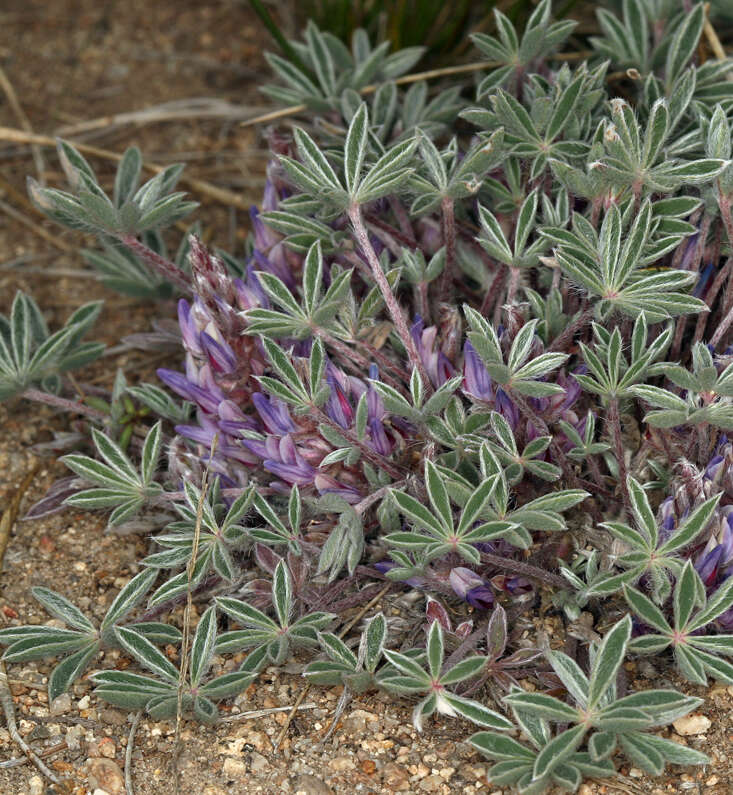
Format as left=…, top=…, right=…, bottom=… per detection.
left=479, top=551, right=571, bottom=590
left=388, top=197, right=417, bottom=244
left=349, top=204, right=433, bottom=394
left=607, top=396, right=631, bottom=512
left=119, top=234, right=191, bottom=293
left=22, top=388, right=107, bottom=420
left=437, top=196, right=456, bottom=301
left=505, top=266, right=520, bottom=305
left=710, top=298, right=733, bottom=348
left=480, top=263, right=507, bottom=317
left=173, top=435, right=217, bottom=792
left=547, top=303, right=594, bottom=353
left=354, top=480, right=405, bottom=515
left=693, top=256, right=731, bottom=345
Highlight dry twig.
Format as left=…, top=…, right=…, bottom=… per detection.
left=172, top=435, right=218, bottom=793
left=274, top=581, right=393, bottom=750
left=0, top=64, right=45, bottom=181
left=0, top=661, right=60, bottom=784
left=125, top=710, right=142, bottom=795
left=0, top=459, right=40, bottom=571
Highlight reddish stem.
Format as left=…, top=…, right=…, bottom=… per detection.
left=437, top=196, right=456, bottom=301
left=22, top=388, right=106, bottom=420
left=607, top=396, right=631, bottom=513
left=349, top=204, right=433, bottom=394
left=118, top=235, right=191, bottom=293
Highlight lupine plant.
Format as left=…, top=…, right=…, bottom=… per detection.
left=2, top=0, right=733, bottom=791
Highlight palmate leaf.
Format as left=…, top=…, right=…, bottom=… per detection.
left=378, top=621, right=512, bottom=733
left=0, top=569, right=162, bottom=701
left=0, top=292, right=104, bottom=401
left=63, top=422, right=164, bottom=526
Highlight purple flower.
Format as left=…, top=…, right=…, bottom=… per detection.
left=463, top=340, right=493, bottom=401
left=449, top=567, right=494, bottom=609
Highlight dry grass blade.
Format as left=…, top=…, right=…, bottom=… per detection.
left=0, top=459, right=41, bottom=572
left=273, top=581, right=392, bottom=751
left=0, top=740, right=67, bottom=770
left=703, top=3, right=728, bottom=62
left=222, top=702, right=317, bottom=722
left=0, top=661, right=60, bottom=784
left=0, top=64, right=45, bottom=182
left=172, top=434, right=218, bottom=794
left=0, top=197, right=74, bottom=253
left=56, top=97, right=271, bottom=138
left=125, top=710, right=142, bottom=795
left=240, top=50, right=594, bottom=129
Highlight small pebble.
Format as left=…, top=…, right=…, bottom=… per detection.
left=87, top=757, right=125, bottom=795
left=673, top=714, right=711, bottom=735
left=222, top=757, right=248, bottom=779
left=49, top=692, right=71, bottom=716
left=29, top=775, right=43, bottom=795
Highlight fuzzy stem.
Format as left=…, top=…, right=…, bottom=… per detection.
left=388, top=197, right=417, bottom=244
left=480, top=263, right=507, bottom=317
left=710, top=298, right=733, bottom=348
left=718, top=191, right=733, bottom=249
left=118, top=234, right=191, bottom=293
left=607, top=396, right=631, bottom=512
left=505, top=266, right=521, bottom=305
left=354, top=480, right=405, bottom=515
left=416, top=280, right=430, bottom=323
left=547, top=303, right=594, bottom=353
left=349, top=204, right=433, bottom=394
left=507, top=388, right=589, bottom=500
left=479, top=551, right=571, bottom=590
left=437, top=196, right=456, bottom=301
left=693, top=257, right=731, bottom=345
left=22, top=387, right=107, bottom=420
left=354, top=338, right=410, bottom=384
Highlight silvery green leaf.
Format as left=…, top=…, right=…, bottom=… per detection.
left=689, top=576, right=733, bottom=631
left=344, top=103, right=369, bottom=195
left=469, top=731, right=535, bottom=761
left=272, top=560, right=293, bottom=628
left=442, top=693, right=514, bottom=729
left=424, top=461, right=452, bottom=533
left=532, top=724, right=586, bottom=780
left=588, top=615, right=631, bottom=709
left=363, top=613, right=387, bottom=673
left=189, top=605, right=217, bottom=687
left=114, top=626, right=179, bottom=684
left=660, top=493, right=721, bottom=555
left=101, top=568, right=158, bottom=632
left=390, top=488, right=446, bottom=537
left=502, top=691, right=578, bottom=722
left=48, top=643, right=98, bottom=702
left=588, top=730, right=616, bottom=761
left=546, top=650, right=589, bottom=707
left=31, top=587, right=95, bottom=633
left=623, top=586, right=671, bottom=634
left=2, top=632, right=90, bottom=663
left=216, top=597, right=278, bottom=632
